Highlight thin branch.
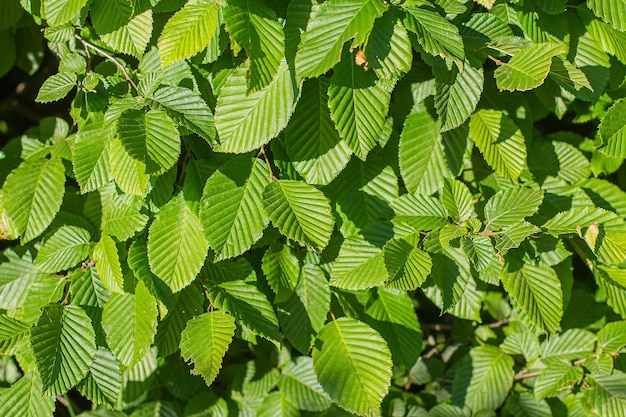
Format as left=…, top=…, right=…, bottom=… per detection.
left=74, top=34, right=139, bottom=91
left=423, top=347, right=439, bottom=359
left=476, top=230, right=503, bottom=236
left=56, top=395, right=77, bottom=417
left=436, top=377, right=454, bottom=384
left=257, top=146, right=278, bottom=181
left=487, top=318, right=510, bottom=328
left=514, top=370, right=541, bottom=380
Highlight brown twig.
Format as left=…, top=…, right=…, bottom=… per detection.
left=257, top=146, right=278, bottom=181
left=514, top=370, right=541, bottom=380
left=487, top=318, right=510, bottom=328
left=74, top=34, right=139, bottom=91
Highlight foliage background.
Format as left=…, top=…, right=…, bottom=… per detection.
left=1, top=0, right=626, bottom=416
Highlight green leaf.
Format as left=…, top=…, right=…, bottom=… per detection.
left=484, top=187, right=544, bottom=230
left=329, top=156, right=398, bottom=236
left=585, top=13, right=626, bottom=65
left=101, top=190, right=149, bottom=241
left=199, top=157, right=270, bottom=260
left=330, top=222, right=393, bottom=290
left=581, top=178, right=626, bottom=218
left=128, top=239, right=177, bottom=314
left=223, top=0, right=284, bottom=91
left=148, top=193, right=208, bottom=293
left=398, top=106, right=445, bottom=194
left=549, top=57, right=593, bottom=92
left=214, top=59, right=297, bottom=153
left=328, top=50, right=391, bottom=160
left=277, top=264, right=330, bottom=353
left=581, top=372, right=626, bottom=417
left=0, top=251, right=51, bottom=311
left=90, top=0, right=133, bottom=35
left=0, top=0, right=24, bottom=31
left=43, top=0, right=88, bottom=26
left=263, top=180, right=334, bottom=250
left=30, top=304, right=96, bottom=395
left=179, top=310, right=236, bottom=386
left=35, top=72, right=77, bottom=103
left=529, top=140, right=591, bottom=184
left=452, top=345, right=514, bottom=412
left=595, top=224, right=626, bottom=265
left=77, top=348, right=122, bottom=406
left=495, top=221, right=540, bottom=253
left=261, top=243, right=299, bottom=303
left=494, top=43, right=566, bottom=92
left=158, top=0, right=221, bottom=66
left=502, top=263, right=563, bottom=332
left=109, top=137, right=150, bottom=196
left=364, top=12, right=412, bottom=79
left=155, top=283, right=204, bottom=356
left=598, top=98, right=626, bottom=158
left=535, top=360, right=584, bottom=401
left=588, top=0, right=626, bottom=31
left=206, top=279, right=281, bottom=345
left=1, top=157, right=65, bottom=242
left=543, top=207, right=621, bottom=235
left=597, top=321, right=626, bottom=353
left=117, top=108, right=181, bottom=175
left=0, top=314, right=30, bottom=355
left=257, top=392, right=299, bottom=417
left=434, top=62, right=484, bottom=132
left=313, top=318, right=392, bottom=416
left=442, top=178, right=473, bottom=222
left=0, top=373, right=55, bottom=417
left=93, top=234, right=124, bottom=294
left=72, top=119, right=112, bottom=193
left=391, top=194, right=448, bottom=231
left=462, top=235, right=496, bottom=272
left=283, top=77, right=351, bottom=185
left=279, top=357, right=332, bottom=412
left=365, top=288, right=423, bottom=369
left=423, top=247, right=472, bottom=312
left=295, top=0, right=387, bottom=79
left=403, top=7, right=464, bottom=61
left=505, top=392, right=553, bottom=417
left=469, top=109, right=527, bottom=181
left=100, top=9, right=153, bottom=58
left=149, top=85, right=215, bottom=143
left=383, top=238, right=432, bottom=291
left=35, top=225, right=91, bottom=273
left=102, top=281, right=158, bottom=368
left=541, top=328, right=596, bottom=361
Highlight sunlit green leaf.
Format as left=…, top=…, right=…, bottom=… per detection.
left=180, top=310, right=236, bottom=386
left=295, top=0, right=387, bottom=79
left=469, top=109, right=526, bottom=181
left=263, top=180, right=334, bottom=251
left=1, top=157, right=65, bottom=242
left=148, top=193, right=208, bottom=293
left=30, top=304, right=96, bottom=395
left=313, top=318, right=392, bottom=416
left=158, top=0, right=221, bottom=66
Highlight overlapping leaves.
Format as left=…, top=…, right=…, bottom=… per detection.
left=2, top=1, right=626, bottom=417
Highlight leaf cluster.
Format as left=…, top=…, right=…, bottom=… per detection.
left=1, top=0, right=626, bottom=416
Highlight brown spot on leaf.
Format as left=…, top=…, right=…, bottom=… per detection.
left=355, top=50, right=368, bottom=71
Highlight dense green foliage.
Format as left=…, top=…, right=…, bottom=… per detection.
left=1, top=0, right=626, bottom=415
